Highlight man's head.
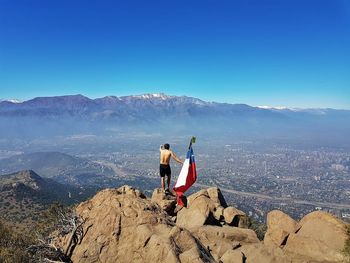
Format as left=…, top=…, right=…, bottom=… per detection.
left=164, top=143, right=170, bottom=150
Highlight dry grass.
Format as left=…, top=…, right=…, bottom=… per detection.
left=343, top=224, right=350, bottom=263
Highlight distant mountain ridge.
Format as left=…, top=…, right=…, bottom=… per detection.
left=1, top=93, right=348, bottom=110
left=0, top=152, right=115, bottom=187
left=0, top=93, right=284, bottom=126
left=0, top=93, right=349, bottom=146
left=1, top=93, right=347, bottom=118
left=1, top=92, right=347, bottom=125
left=0, top=170, right=87, bottom=226
left=0, top=170, right=84, bottom=204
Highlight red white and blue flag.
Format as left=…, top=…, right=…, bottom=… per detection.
left=173, top=145, right=197, bottom=207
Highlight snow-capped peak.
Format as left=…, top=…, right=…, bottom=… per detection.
left=0, top=99, right=22, bottom=104
left=257, top=105, right=289, bottom=110
left=133, top=93, right=171, bottom=100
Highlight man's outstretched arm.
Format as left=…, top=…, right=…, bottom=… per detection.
left=171, top=151, right=183, bottom=164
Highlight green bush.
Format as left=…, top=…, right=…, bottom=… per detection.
left=247, top=217, right=267, bottom=240
left=0, top=203, right=73, bottom=262
left=0, top=220, right=34, bottom=263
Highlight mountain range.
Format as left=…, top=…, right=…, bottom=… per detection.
left=0, top=93, right=349, bottom=146
left=1, top=93, right=348, bottom=119
left=0, top=93, right=274, bottom=121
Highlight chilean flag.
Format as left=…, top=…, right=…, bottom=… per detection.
left=173, top=145, right=197, bottom=207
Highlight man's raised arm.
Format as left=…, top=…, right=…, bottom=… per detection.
left=171, top=151, right=183, bottom=164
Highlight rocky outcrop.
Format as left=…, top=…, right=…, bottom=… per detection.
left=264, top=210, right=348, bottom=263
left=55, top=185, right=348, bottom=263
left=190, top=225, right=259, bottom=261
left=151, top=188, right=177, bottom=215
left=283, top=211, right=347, bottom=262
left=64, top=186, right=214, bottom=263
left=264, top=210, right=300, bottom=247
left=236, top=243, right=291, bottom=263
left=176, top=187, right=248, bottom=229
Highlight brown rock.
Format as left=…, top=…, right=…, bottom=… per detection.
left=177, top=187, right=237, bottom=229
left=177, top=194, right=217, bottom=228
left=238, top=243, right=291, bottom=263
left=264, top=210, right=300, bottom=247
left=220, top=249, right=244, bottom=263
left=179, top=247, right=216, bottom=263
left=213, top=206, right=224, bottom=221
left=284, top=211, right=347, bottom=262
left=206, top=187, right=228, bottom=207
left=55, top=185, right=348, bottom=263
left=187, top=188, right=227, bottom=208
left=223, top=207, right=248, bottom=228
left=187, top=189, right=209, bottom=204
left=190, top=225, right=259, bottom=260
left=62, top=186, right=215, bottom=263
left=151, top=188, right=177, bottom=215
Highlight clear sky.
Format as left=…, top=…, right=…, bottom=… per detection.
left=0, top=0, right=349, bottom=108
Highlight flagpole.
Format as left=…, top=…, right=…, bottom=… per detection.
left=188, top=136, right=196, bottom=149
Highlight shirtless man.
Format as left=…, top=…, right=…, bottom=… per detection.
left=159, top=143, right=183, bottom=192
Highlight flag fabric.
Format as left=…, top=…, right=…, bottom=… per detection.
left=173, top=145, right=197, bottom=207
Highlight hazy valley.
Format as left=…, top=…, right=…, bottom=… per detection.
left=0, top=94, right=349, bottom=225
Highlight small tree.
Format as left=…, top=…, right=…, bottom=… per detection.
left=247, top=217, right=267, bottom=240
left=28, top=203, right=85, bottom=262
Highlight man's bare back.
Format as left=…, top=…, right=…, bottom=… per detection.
left=159, top=143, right=183, bottom=191
left=160, top=149, right=175, bottom=165
left=160, top=145, right=182, bottom=165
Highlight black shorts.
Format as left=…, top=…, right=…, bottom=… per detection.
left=160, top=164, right=171, bottom=177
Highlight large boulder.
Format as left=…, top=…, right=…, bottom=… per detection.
left=223, top=207, right=248, bottom=228
left=60, top=186, right=215, bottom=263
left=176, top=187, right=247, bottom=229
left=236, top=243, right=291, bottom=263
left=264, top=210, right=300, bottom=247
left=284, top=211, right=347, bottom=262
left=190, top=225, right=259, bottom=261
left=176, top=194, right=216, bottom=228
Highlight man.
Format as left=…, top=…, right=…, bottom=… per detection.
left=159, top=143, right=183, bottom=193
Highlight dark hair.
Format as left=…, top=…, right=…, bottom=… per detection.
left=164, top=143, right=170, bottom=150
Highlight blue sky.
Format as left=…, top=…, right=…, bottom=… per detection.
left=0, top=0, right=349, bottom=108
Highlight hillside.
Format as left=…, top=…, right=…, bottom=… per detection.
left=0, top=152, right=115, bottom=185
left=50, top=185, right=349, bottom=263
left=0, top=170, right=90, bottom=228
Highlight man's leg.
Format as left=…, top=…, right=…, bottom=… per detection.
left=167, top=174, right=171, bottom=190
left=161, top=177, right=165, bottom=190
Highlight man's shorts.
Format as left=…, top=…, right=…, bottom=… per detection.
left=159, top=164, right=171, bottom=177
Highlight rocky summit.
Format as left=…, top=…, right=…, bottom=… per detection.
left=54, top=185, right=349, bottom=263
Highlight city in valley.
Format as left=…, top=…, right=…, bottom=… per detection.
left=1, top=134, right=348, bottom=224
